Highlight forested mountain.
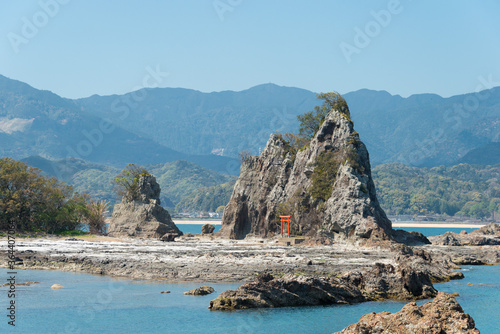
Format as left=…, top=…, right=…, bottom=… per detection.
left=1, top=75, right=499, bottom=169
left=373, top=163, right=500, bottom=219
left=345, top=88, right=500, bottom=166
left=22, top=156, right=235, bottom=210
left=0, top=75, right=238, bottom=174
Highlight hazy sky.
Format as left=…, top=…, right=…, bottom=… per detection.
left=1, top=0, right=499, bottom=99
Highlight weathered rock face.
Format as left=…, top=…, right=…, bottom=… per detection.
left=430, top=223, right=500, bottom=246
left=108, top=175, right=182, bottom=239
left=209, top=273, right=365, bottom=311
left=219, top=108, right=393, bottom=242
left=336, top=292, right=479, bottom=334
left=209, top=258, right=439, bottom=311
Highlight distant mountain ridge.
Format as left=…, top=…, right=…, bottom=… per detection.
left=0, top=75, right=239, bottom=174
left=1, top=74, right=499, bottom=168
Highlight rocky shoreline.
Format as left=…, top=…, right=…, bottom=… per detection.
left=2, top=231, right=497, bottom=284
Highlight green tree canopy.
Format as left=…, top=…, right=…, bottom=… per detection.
left=112, top=164, right=150, bottom=201
left=0, top=157, right=86, bottom=233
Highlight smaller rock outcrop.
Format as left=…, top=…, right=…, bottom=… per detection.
left=108, top=175, right=182, bottom=239
left=209, top=261, right=438, bottom=311
left=335, top=292, right=479, bottom=334
left=184, top=286, right=215, bottom=296
left=209, top=273, right=364, bottom=311
left=51, top=284, right=64, bottom=289
left=201, top=224, right=215, bottom=234
left=430, top=223, right=500, bottom=246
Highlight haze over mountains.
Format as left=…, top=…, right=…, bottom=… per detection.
left=1, top=74, right=499, bottom=172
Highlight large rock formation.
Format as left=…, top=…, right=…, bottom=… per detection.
left=336, top=292, right=479, bottom=334
left=108, top=175, right=182, bottom=239
left=219, top=106, right=393, bottom=242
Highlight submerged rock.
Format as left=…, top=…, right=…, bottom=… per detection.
left=335, top=292, right=479, bottom=334
left=108, top=175, right=182, bottom=239
left=184, top=286, right=215, bottom=296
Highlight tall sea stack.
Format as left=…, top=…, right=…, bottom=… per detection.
left=219, top=103, right=393, bottom=243
left=108, top=174, right=182, bottom=239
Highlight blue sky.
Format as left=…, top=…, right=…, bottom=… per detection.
left=1, top=0, right=499, bottom=99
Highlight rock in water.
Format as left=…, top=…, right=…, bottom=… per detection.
left=108, top=175, right=182, bottom=239
left=184, top=286, right=215, bottom=296
left=335, top=292, right=479, bottom=333
left=51, top=284, right=64, bottom=289
left=219, top=105, right=393, bottom=243
left=201, top=224, right=215, bottom=234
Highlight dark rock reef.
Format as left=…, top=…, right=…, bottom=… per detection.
left=335, top=292, right=479, bottom=334
left=219, top=105, right=396, bottom=244
left=108, top=174, right=182, bottom=239
left=209, top=259, right=439, bottom=311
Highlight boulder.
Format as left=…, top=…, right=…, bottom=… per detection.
left=184, top=286, right=215, bottom=296
left=335, top=292, right=479, bottom=333
left=201, top=224, right=215, bottom=234
left=51, top=284, right=64, bottom=289
left=108, top=175, right=182, bottom=239
left=218, top=106, right=393, bottom=243
left=160, top=290, right=170, bottom=294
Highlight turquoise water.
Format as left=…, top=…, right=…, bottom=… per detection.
left=1, top=265, right=498, bottom=333
left=176, top=224, right=222, bottom=235
left=1, top=225, right=497, bottom=333
left=396, top=226, right=478, bottom=237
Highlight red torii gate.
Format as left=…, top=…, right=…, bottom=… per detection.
left=279, top=215, right=291, bottom=237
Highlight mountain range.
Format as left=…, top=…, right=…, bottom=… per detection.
left=1, top=74, right=499, bottom=169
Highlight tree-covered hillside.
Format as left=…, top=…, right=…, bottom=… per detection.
left=21, top=156, right=234, bottom=210
left=373, top=163, right=500, bottom=219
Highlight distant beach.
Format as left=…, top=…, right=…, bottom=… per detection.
left=392, top=221, right=485, bottom=229
left=174, top=219, right=222, bottom=225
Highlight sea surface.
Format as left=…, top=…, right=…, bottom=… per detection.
left=1, top=226, right=498, bottom=333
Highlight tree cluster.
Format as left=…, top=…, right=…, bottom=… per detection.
left=0, top=157, right=107, bottom=234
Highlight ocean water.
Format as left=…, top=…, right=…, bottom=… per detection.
left=1, top=265, right=498, bottom=333
left=396, top=226, right=479, bottom=237
left=176, top=224, right=222, bottom=235
left=1, top=225, right=497, bottom=333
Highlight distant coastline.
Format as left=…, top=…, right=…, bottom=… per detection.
left=173, top=219, right=222, bottom=225
left=172, top=219, right=485, bottom=228
left=392, top=221, right=485, bottom=229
